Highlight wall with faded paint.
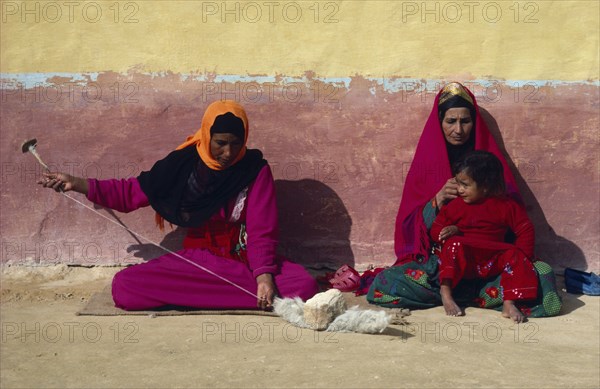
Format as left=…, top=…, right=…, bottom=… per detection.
left=1, top=1, right=598, bottom=272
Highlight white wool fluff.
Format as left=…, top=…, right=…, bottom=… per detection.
left=326, top=306, right=391, bottom=334
left=272, top=297, right=312, bottom=328
left=273, top=297, right=391, bottom=334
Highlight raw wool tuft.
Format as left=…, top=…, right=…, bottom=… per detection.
left=272, top=297, right=312, bottom=329
left=303, top=288, right=347, bottom=330
left=273, top=296, right=392, bottom=334
left=326, top=306, right=390, bottom=334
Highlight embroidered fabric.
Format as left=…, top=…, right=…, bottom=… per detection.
left=230, top=187, right=248, bottom=222
left=236, top=223, right=248, bottom=254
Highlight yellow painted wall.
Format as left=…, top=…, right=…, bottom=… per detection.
left=1, top=0, right=598, bottom=80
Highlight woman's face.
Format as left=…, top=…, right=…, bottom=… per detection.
left=441, top=107, right=473, bottom=146
left=210, top=133, right=243, bottom=168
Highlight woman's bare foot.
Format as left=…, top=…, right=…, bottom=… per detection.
left=502, top=300, right=526, bottom=323
left=440, top=283, right=464, bottom=316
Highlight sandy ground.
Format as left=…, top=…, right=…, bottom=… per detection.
left=1, top=265, right=599, bottom=389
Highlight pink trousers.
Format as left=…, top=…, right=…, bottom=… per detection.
left=112, top=248, right=319, bottom=310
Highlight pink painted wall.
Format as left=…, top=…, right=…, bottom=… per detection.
left=1, top=74, right=598, bottom=272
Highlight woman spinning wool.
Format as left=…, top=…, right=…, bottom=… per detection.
left=367, top=82, right=562, bottom=320
left=39, top=100, right=319, bottom=311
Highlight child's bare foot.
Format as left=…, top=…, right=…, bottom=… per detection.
left=440, top=284, right=464, bottom=316
left=502, top=300, right=526, bottom=323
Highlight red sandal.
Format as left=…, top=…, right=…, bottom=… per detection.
left=329, top=264, right=361, bottom=292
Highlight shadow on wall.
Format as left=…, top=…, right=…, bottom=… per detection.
left=480, top=108, right=586, bottom=271
left=92, top=203, right=187, bottom=262
left=93, top=205, right=186, bottom=261
left=118, top=179, right=354, bottom=270
left=275, top=179, right=354, bottom=271
left=121, top=223, right=187, bottom=263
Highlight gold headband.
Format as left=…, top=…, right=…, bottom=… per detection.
left=438, top=82, right=474, bottom=106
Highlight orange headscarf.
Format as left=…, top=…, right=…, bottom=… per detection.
left=155, top=100, right=251, bottom=229
left=176, top=100, right=249, bottom=171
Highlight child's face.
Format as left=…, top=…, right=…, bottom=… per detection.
left=455, top=171, right=485, bottom=204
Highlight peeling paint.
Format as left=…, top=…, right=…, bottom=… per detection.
left=0, top=73, right=99, bottom=89
left=3, top=73, right=599, bottom=92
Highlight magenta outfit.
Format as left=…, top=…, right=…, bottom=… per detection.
left=87, top=165, right=319, bottom=310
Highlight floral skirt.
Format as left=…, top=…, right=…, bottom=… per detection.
left=366, top=254, right=562, bottom=317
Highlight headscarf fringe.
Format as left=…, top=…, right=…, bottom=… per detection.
left=155, top=213, right=175, bottom=231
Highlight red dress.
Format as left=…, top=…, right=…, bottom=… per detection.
left=430, top=196, right=538, bottom=301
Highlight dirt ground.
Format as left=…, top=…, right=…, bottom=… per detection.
left=1, top=265, right=599, bottom=389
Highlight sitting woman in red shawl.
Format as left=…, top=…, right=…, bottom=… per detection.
left=367, top=82, right=562, bottom=319
left=431, top=150, right=539, bottom=323
left=39, top=100, right=319, bottom=311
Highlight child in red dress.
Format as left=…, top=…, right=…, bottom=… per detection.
left=430, top=151, right=538, bottom=323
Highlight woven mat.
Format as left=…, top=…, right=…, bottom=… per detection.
left=77, top=285, right=277, bottom=316
left=77, top=285, right=409, bottom=318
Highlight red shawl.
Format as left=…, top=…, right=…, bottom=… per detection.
left=393, top=83, right=521, bottom=265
